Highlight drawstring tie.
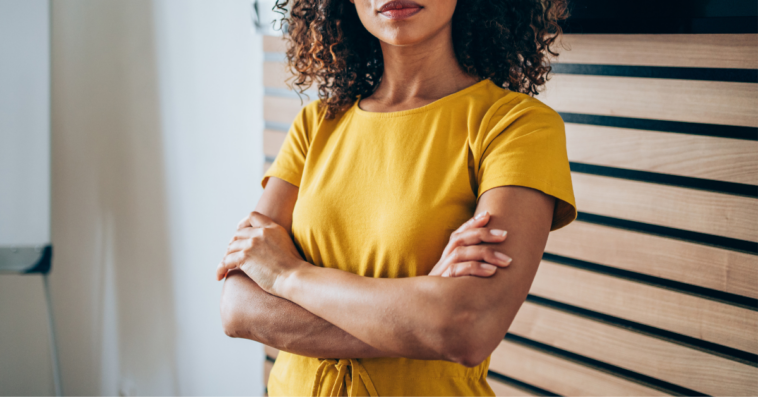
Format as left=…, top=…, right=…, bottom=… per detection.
left=310, top=358, right=379, bottom=397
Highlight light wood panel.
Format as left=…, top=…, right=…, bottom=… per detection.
left=558, top=34, right=758, bottom=69
left=541, top=74, right=758, bottom=128
left=264, top=129, right=287, bottom=158
left=510, top=301, right=758, bottom=396
left=531, top=261, right=758, bottom=355
left=565, top=123, right=758, bottom=185
left=490, top=339, right=667, bottom=396
left=263, top=61, right=290, bottom=90
left=266, top=34, right=758, bottom=70
left=263, top=35, right=287, bottom=53
left=263, top=161, right=272, bottom=173
left=267, top=34, right=758, bottom=69
left=264, top=96, right=309, bottom=125
left=487, top=378, right=539, bottom=396
left=546, top=221, right=758, bottom=299
left=572, top=172, right=758, bottom=242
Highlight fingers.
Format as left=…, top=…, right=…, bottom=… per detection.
left=237, top=211, right=276, bottom=230
left=217, top=250, right=247, bottom=281
left=443, top=212, right=491, bottom=258
left=443, top=224, right=507, bottom=260
left=226, top=238, right=251, bottom=255
left=236, top=214, right=252, bottom=230
left=448, top=245, right=512, bottom=268
left=455, top=211, right=490, bottom=234
left=451, top=227, right=508, bottom=248
left=229, top=227, right=258, bottom=243
left=442, top=261, right=498, bottom=278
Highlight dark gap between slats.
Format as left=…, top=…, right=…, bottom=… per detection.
left=265, top=355, right=275, bottom=363
left=559, top=112, right=758, bottom=141
left=570, top=162, right=758, bottom=198
left=577, top=212, right=758, bottom=255
left=486, top=370, right=561, bottom=397
left=525, top=294, right=758, bottom=367
left=560, top=16, right=757, bottom=34
left=264, top=155, right=276, bottom=163
left=504, top=333, right=708, bottom=397
left=552, top=63, right=758, bottom=83
left=542, top=252, right=758, bottom=312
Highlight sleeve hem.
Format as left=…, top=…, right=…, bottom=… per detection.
left=261, top=165, right=302, bottom=190
left=477, top=175, right=577, bottom=231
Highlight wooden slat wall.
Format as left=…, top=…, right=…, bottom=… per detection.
left=260, top=33, right=758, bottom=395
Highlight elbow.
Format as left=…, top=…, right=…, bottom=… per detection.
left=219, top=290, right=244, bottom=339
left=453, top=345, right=493, bottom=368
left=441, top=326, right=493, bottom=368
left=434, top=299, right=495, bottom=367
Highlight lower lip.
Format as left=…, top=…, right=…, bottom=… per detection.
left=380, top=6, right=422, bottom=20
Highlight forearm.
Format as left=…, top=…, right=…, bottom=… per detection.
left=277, top=266, right=523, bottom=366
left=221, top=270, right=391, bottom=359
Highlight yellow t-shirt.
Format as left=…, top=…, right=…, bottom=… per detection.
left=261, top=79, right=577, bottom=396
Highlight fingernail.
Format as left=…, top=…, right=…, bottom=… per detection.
left=490, top=229, right=507, bottom=237
left=481, top=263, right=497, bottom=271
left=495, top=251, right=512, bottom=265
left=475, top=211, right=488, bottom=220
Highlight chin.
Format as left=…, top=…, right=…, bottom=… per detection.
left=378, top=27, right=431, bottom=46
left=373, top=17, right=453, bottom=47
left=353, top=0, right=457, bottom=48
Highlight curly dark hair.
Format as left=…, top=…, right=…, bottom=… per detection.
left=274, top=0, right=569, bottom=119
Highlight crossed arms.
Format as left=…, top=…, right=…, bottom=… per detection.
left=219, top=176, right=554, bottom=367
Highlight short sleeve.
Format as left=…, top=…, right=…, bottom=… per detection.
left=261, top=101, right=320, bottom=189
left=472, top=96, right=577, bottom=231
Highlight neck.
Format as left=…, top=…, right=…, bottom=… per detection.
left=369, top=23, right=479, bottom=107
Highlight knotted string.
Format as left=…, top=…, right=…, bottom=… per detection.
left=310, top=358, right=379, bottom=396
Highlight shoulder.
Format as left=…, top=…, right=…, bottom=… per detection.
left=292, top=98, right=355, bottom=137
left=294, top=98, right=326, bottom=128
left=478, top=81, right=562, bottom=132
left=467, top=81, right=564, bottom=152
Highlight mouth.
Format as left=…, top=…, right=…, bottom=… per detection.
left=377, top=0, right=423, bottom=20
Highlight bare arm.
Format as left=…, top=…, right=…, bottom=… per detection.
left=245, top=184, right=554, bottom=367
left=222, top=269, right=387, bottom=358
left=220, top=177, right=387, bottom=358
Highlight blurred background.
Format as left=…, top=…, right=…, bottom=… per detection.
left=1, top=0, right=267, bottom=395
left=1, top=0, right=757, bottom=396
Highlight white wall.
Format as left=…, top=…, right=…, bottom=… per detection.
left=0, top=0, right=266, bottom=395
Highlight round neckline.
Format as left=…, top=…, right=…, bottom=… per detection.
left=353, top=79, right=493, bottom=118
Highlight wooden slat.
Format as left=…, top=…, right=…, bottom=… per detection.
left=566, top=123, right=758, bottom=185
left=541, top=74, right=758, bottom=128
left=263, top=35, right=287, bottom=53
left=264, top=345, right=279, bottom=360
left=510, top=301, right=758, bottom=396
left=572, top=172, right=758, bottom=242
left=264, top=96, right=309, bottom=125
left=558, top=34, right=758, bottom=69
left=487, top=378, right=539, bottom=397
left=490, top=340, right=667, bottom=396
left=267, top=34, right=758, bottom=69
left=531, top=261, right=758, bottom=355
left=263, top=61, right=290, bottom=90
left=264, top=129, right=287, bottom=158
left=263, top=161, right=272, bottom=174
left=546, top=221, right=758, bottom=299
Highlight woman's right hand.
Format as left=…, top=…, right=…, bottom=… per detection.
left=428, top=211, right=512, bottom=278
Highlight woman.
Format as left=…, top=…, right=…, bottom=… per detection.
left=218, top=0, right=575, bottom=395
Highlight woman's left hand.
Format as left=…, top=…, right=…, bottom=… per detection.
left=216, top=211, right=306, bottom=295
